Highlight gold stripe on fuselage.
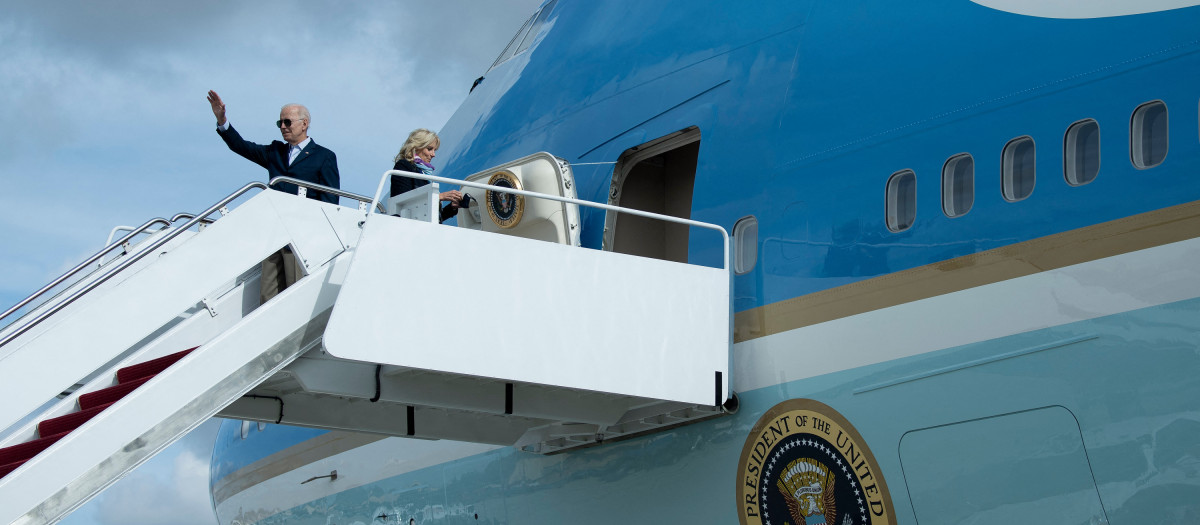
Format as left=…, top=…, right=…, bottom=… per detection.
left=734, top=199, right=1200, bottom=343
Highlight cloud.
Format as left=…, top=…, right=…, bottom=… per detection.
left=0, top=0, right=543, bottom=305
left=4, top=2, right=544, bottom=524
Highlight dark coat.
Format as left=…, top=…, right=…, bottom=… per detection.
left=217, top=125, right=340, bottom=204
left=391, top=159, right=457, bottom=222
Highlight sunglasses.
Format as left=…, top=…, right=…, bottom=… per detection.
left=276, top=118, right=303, bottom=128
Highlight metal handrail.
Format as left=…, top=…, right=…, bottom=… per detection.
left=170, top=212, right=217, bottom=225
left=268, top=176, right=386, bottom=214
left=0, top=217, right=172, bottom=326
left=105, top=223, right=171, bottom=248
left=0, top=182, right=268, bottom=350
left=100, top=214, right=217, bottom=266
left=370, top=169, right=732, bottom=270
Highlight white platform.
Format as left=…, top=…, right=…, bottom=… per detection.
left=325, top=213, right=730, bottom=407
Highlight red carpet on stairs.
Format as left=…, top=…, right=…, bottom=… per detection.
left=116, top=348, right=196, bottom=383
left=78, top=377, right=153, bottom=410
left=0, top=346, right=196, bottom=480
left=37, top=402, right=114, bottom=436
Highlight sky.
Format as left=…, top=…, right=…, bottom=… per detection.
left=0, top=1, right=543, bottom=524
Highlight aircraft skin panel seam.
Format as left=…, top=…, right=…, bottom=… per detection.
left=850, top=334, right=1099, bottom=395
left=451, top=23, right=808, bottom=170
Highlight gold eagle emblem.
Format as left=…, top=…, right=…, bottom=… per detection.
left=776, top=457, right=837, bottom=525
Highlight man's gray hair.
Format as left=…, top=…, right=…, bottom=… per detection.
left=281, top=103, right=311, bottom=122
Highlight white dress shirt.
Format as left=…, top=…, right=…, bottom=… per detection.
left=288, top=138, right=311, bottom=166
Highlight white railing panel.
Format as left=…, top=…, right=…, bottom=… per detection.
left=324, top=215, right=729, bottom=406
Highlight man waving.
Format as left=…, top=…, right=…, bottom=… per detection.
left=207, top=90, right=340, bottom=204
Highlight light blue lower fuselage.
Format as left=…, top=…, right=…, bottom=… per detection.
left=210, top=1, right=1200, bottom=523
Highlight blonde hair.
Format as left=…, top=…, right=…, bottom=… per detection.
left=394, top=128, right=441, bottom=164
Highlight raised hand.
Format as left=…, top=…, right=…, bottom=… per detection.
left=207, top=90, right=227, bottom=126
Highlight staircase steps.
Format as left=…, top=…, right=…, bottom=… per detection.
left=78, top=377, right=152, bottom=410
left=116, top=348, right=196, bottom=383
left=0, top=459, right=27, bottom=479
left=0, top=432, right=69, bottom=467
left=37, top=402, right=114, bottom=436
left=0, top=347, right=196, bottom=480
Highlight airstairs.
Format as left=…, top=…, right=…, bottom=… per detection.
left=0, top=153, right=732, bottom=524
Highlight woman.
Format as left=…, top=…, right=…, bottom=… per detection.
left=391, top=129, right=462, bottom=223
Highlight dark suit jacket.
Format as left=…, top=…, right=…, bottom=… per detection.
left=391, top=159, right=457, bottom=222
left=217, top=125, right=340, bottom=204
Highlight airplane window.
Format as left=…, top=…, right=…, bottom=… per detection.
left=515, top=0, right=558, bottom=55
left=1002, top=136, right=1036, bottom=202
left=942, top=154, right=975, bottom=218
left=489, top=14, right=535, bottom=69
left=733, top=216, right=758, bottom=274
left=1131, top=100, right=1168, bottom=169
left=489, top=0, right=558, bottom=71
left=886, top=170, right=917, bottom=232
left=1064, top=119, right=1100, bottom=186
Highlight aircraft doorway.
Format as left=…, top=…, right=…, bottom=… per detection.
left=604, top=127, right=700, bottom=263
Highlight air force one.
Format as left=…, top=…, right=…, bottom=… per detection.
left=2, top=0, right=1199, bottom=523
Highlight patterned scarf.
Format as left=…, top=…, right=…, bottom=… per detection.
left=414, top=157, right=435, bottom=176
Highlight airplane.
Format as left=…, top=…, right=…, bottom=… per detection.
left=2, top=0, right=1199, bottom=524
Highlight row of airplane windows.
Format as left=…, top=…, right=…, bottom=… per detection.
left=884, top=99, right=1173, bottom=233
left=729, top=99, right=1176, bottom=276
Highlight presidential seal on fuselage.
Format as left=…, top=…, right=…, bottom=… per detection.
left=485, top=170, right=524, bottom=229
left=736, top=399, right=896, bottom=525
